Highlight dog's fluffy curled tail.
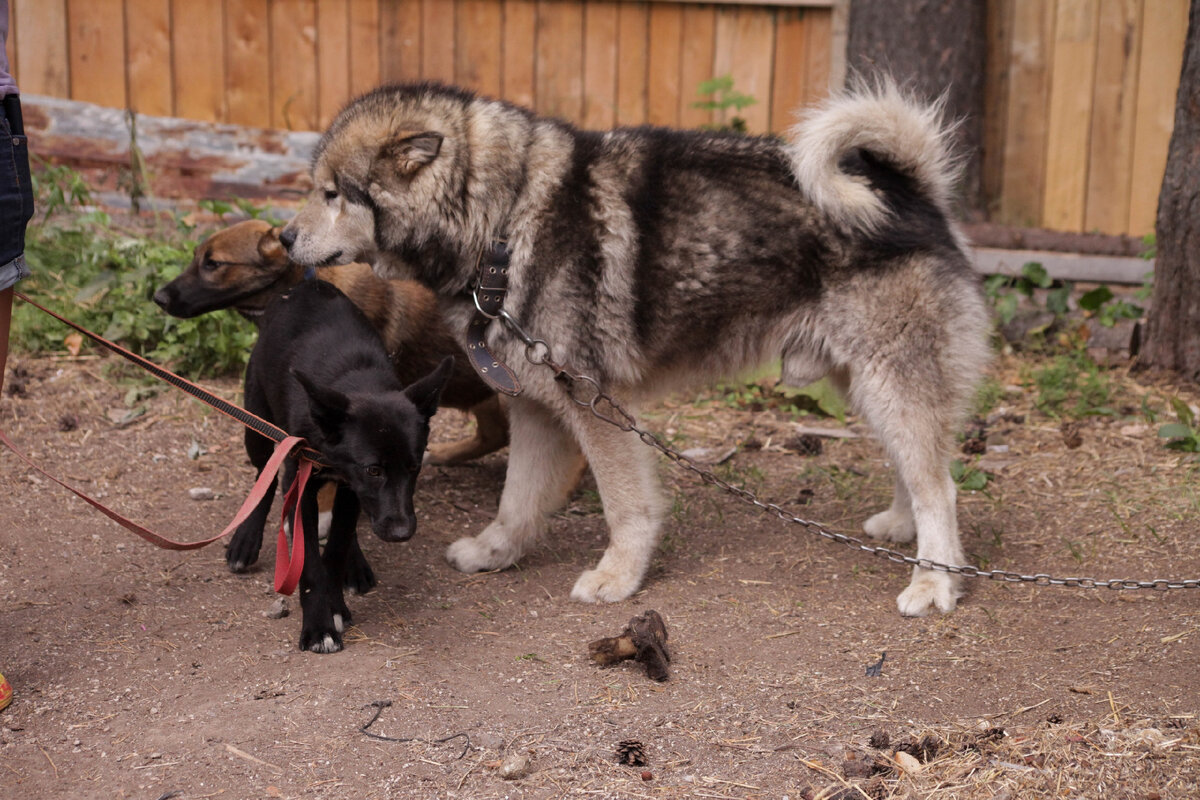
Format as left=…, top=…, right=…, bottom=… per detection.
left=786, top=78, right=960, bottom=233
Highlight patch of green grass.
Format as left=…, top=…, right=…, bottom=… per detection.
left=1028, top=352, right=1114, bottom=419
left=972, top=376, right=1005, bottom=417
left=13, top=166, right=259, bottom=378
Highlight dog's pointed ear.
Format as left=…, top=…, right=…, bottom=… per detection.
left=293, top=368, right=349, bottom=437
left=381, top=132, right=444, bottom=176
left=258, top=227, right=288, bottom=265
left=403, top=356, right=454, bottom=419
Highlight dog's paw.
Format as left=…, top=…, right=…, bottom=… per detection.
left=446, top=535, right=518, bottom=573
left=896, top=571, right=962, bottom=617
left=345, top=549, right=377, bottom=596
left=570, top=567, right=641, bottom=604
left=225, top=528, right=262, bottom=573
left=300, top=623, right=344, bottom=654
left=864, top=508, right=917, bottom=543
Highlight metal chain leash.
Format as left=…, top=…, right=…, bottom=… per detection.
left=494, top=309, right=1200, bottom=592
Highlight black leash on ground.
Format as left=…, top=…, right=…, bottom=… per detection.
left=1, top=292, right=321, bottom=595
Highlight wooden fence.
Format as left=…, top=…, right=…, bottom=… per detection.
left=8, top=0, right=1192, bottom=237
left=984, top=0, right=1188, bottom=237
left=11, top=0, right=838, bottom=135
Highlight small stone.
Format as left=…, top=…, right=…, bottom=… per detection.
left=893, top=750, right=921, bottom=774
left=188, top=487, right=215, bottom=501
left=263, top=598, right=289, bottom=619
left=640, top=770, right=653, bottom=781
left=498, top=752, right=531, bottom=780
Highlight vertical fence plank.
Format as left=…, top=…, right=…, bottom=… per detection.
left=173, top=0, right=226, bottom=122
left=616, top=1, right=649, bottom=126
left=317, top=0, right=351, bottom=128
left=68, top=0, right=127, bottom=109
left=536, top=0, right=583, bottom=122
left=380, top=0, right=422, bottom=83
left=1128, top=0, right=1188, bottom=236
left=679, top=3, right=716, bottom=129
left=983, top=0, right=1015, bottom=216
left=802, top=7, right=831, bottom=107
left=713, top=6, right=774, bottom=133
left=582, top=0, right=619, bottom=129
left=348, top=0, right=381, bottom=96
left=226, top=0, right=271, bottom=128
left=13, top=0, right=69, bottom=97
left=1043, top=0, right=1100, bottom=232
left=422, top=0, right=456, bottom=83
left=1000, top=0, right=1055, bottom=227
left=270, top=0, right=319, bottom=130
left=647, top=2, right=683, bottom=127
left=125, top=0, right=173, bottom=116
left=770, top=8, right=810, bottom=133
left=503, top=0, right=537, bottom=108
left=457, top=0, right=502, bottom=96
left=1084, top=0, right=1142, bottom=234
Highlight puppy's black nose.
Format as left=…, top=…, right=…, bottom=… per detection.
left=278, top=227, right=298, bottom=251
left=152, top=286, right=172, bottom=311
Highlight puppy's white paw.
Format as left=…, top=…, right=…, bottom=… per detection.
left=864, top=508, right=916, bottom=543
left=896, top=571, right=961, bottom=617
left=308, top=634, right=342, bottom=654
left=446, top=535, right=518, bottom=573
left=570, top=567, right=641, bottom=604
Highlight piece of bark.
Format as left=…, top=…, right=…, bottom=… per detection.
left=588, top=610, right=671, bottom=682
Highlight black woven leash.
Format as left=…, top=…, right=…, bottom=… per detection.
left=13, top=291, right=325, bottom=465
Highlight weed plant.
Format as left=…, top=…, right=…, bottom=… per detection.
left=12, top=164, right=256, bottom=377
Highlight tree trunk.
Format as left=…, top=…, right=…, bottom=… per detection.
left=845, top=0, right=986, bottom=215
left=1142, top=0, right=1200, bottom=383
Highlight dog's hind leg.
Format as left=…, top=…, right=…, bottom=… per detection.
left=564, top=406, right=665, bottom=604
left=445, top=397, right=582, bottom=573
left=852, top=366, right=966, bottom=616
left=425, top=396, right=510, bottom=465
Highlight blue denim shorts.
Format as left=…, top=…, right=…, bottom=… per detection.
left=0, top=94, right=33, bottom=291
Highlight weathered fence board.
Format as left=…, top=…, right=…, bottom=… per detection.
left=7, top=0, right=1190, bottom=237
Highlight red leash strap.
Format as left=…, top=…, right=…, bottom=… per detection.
left=0, top=429, right=310, bottom=552
left=273, top=455, right=311, bottom=595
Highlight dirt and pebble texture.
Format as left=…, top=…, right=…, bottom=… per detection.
left=1, top=352, right=1199, bottom=799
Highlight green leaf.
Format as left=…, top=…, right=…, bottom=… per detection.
left=1157, top=423, right=1193, bottom=440
left=1045, top=285, right=1071, bottom=316
left=1021, top=261, right=1051, bottom=288
left=777, top=377, right=846, bottom=422
left=1078, top=286, right=1113, bottom=311
left=1169, top=396, right=1195, bottom=428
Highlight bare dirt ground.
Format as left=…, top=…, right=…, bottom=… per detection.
left=1, top=350, right=1198, bottom=799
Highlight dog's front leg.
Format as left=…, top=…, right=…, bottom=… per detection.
left=445, top=397, right=581, bottom=573
left=296, top=484, right=344, bottom=654
left=564, top=406, right=666, bottom=603
left=320, top=485, right=361, bottom=624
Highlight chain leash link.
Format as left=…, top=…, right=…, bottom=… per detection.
left=495, top=310, right=1200, bottom=592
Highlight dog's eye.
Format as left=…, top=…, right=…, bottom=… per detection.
left=324, top=189, right=339, bottom=202
left=203, top=258, right=226, bottom=271
left=365, top=465, right=383, bottom=478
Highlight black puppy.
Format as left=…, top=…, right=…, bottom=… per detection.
left=239, top=278, right=451, bottom=653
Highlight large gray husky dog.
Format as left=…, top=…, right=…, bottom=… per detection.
left=281, top=80, right=991, bottom=616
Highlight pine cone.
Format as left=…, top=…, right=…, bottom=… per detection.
left=615, top=739, right=647, bottom=766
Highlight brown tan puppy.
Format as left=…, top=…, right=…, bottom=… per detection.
left=155, top=219, right=507, bottom=466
